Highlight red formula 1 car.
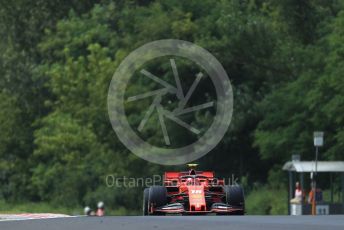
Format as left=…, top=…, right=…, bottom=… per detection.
left=143, top=166, right=245, bottom=215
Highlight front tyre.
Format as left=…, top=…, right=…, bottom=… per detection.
left=224, top=185, right=245, bottom=215
left=143, top=188, right=149, bottom=216
left=148, top=186, right=167, bottom=215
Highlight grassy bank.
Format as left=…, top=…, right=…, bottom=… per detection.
left=0, top=200, right=140, bottom=216
left=0, top=200, right=79, bottom=215
left=245, top=187, right=288, bottom=215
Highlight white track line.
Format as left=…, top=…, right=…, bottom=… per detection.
left=0, top=213, right=76, bottom=222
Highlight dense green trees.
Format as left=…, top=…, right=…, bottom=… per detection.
left=255, top=5, right=344, bottom=163
left=0, top=0, right=343, bottom=213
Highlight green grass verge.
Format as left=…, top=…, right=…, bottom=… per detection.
left=0, top=200, right=140, bottom=216
left=245, top=187, right=288, bottom=215
left=0, top=200, right=80, bottom=215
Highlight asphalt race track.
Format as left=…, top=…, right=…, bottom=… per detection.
left=1, top=215, right=344, bottom=230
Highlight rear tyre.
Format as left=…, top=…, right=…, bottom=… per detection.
left=143, top=188, right=149, bottom=216
left=148, top=186, right=167, bottom=215
left=224, top=185, right=245, bottom=215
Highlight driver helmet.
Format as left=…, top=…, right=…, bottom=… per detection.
left=84, top=206, right=92, bottom=216
left=97, top=201, right=104, bottom=209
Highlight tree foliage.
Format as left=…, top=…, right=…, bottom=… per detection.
left=0, top=0, right=343, bottom=212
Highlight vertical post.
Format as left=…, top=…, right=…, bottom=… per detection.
left=288, top=171, right=293, bottom=215
left=300, top=173, right=304, bottom=192
left=300, top=172, right=304, bottom=214
left=312, top=147, right=319, bottom=215
left=312, top=180, right=316, bottom=215
left=313, top=131, right=324, bottom=215
left=342, top=173, right=344, bottom=213
left=330, top=173, right=334, bottom=203
left=315, top=147, right=319, bottom=177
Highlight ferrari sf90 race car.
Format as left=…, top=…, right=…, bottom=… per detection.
left=143, top=167, right=245, bottom=215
